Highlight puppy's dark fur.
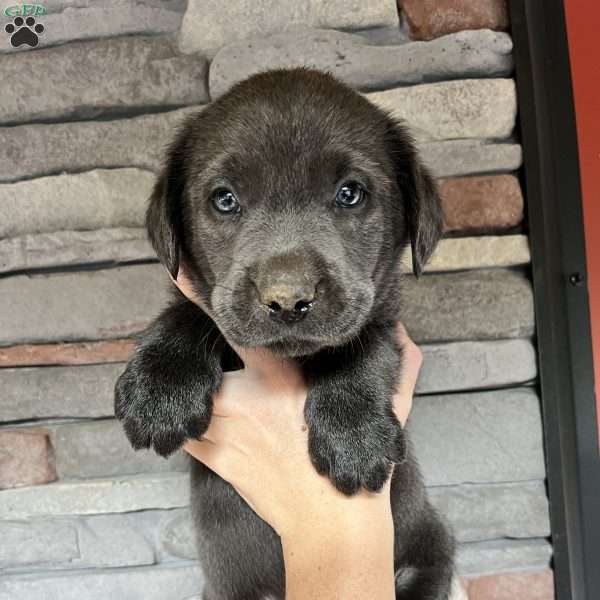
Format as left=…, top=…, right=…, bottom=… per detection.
left=115, top=68, right=455, bottom=599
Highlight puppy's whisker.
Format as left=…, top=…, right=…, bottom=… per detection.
left=209, top=332, right=221, bottom=358
left=196, top=321, right=216, bottom=353
left=354, top=334, right=366, bottom=357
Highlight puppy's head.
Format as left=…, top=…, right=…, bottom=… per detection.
left=147, top=68, right=442, bottom=356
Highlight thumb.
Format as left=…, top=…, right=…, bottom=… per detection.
left=392, top=322, right=422, bottom=426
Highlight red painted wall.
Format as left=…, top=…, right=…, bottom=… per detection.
left=564, top=0, right=600, bottom=445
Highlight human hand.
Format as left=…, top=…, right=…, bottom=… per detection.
left=175, top=267, right=423, bottom=539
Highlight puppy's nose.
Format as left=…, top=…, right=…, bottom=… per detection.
left=260, top=283, right=315, bottom=323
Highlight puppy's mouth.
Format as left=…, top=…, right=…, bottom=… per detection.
left=222, top=333, right=340, bottom=358
left=214, top=312, right=370, bottom=358
left=259, top=338, right=324, bottom=358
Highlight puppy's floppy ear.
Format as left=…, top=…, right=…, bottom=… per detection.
left=405, top=156, right=444, bottom=277
left=386, top=121, right=444, bottom=277
left=146, top=128, right=189, bottom=279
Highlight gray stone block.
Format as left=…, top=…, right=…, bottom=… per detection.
left=0, top=265, right=533, bottom=347
left=48, top=420, right=188, bottom=479
left=180, top=0, right=400, bottom=56
left=409, top=388, right=546, bottom=486
left=0, top=108, right=198, bottom=183
left=2, top=480, right=549, bottom=569
left=402, top=235, right=531, bottom=273
left=160, top=510, right=197, bottom=560
left=430, top=481, right=550, bottom=543
left=0, top=118, right=519, bottom=189
left=158, top=483, right=550, bottom=561
left=122, top=509, right=195, bottom=562
left=353, top=25, right=410, bottom=46
left=0, top=229, right=154, bottom=275
left=0, top=169, right=154, bottom=239
left=0, top=472, right=189, bottom=519
left=0, top=231, right=529, bottom=278
left=0, top=513, right=155, bottom=572
left=1, top=3, right=183, bottom=53
left=43, top=0, right=186, bottom=11
left=0, top=264, right=170, bottom=346
left=3, top=378, right=547, bottom=509
left=46, top=389, right=542, bottom=484
left=416, top=339, right=537, bottom=394
left=0, top=427, right=546, bottom=526
left=0, top=520, right=78, bottom=568
left=78, top=510, right=188, bottom=568
left=209, top=28, right=513, bottom=97
left=2, top=509, right=193, bottom=571
left=11, top=547, right=550, bottom=600
left=74, top=514, right=155, bottom=569
left=0, top=484, right=548, bottom=576
left=0, top=363, right=123, bottom=422
left=0, top=563, right=204, bottom=600
left=402, top=269, right=534, bottom=343
left=369, top=79, right=516, bottom=142
left=0, top=37, right=208, bottom=125
left=157, top=483, right=549, bottom=557
left=0, top=339, right=537, bottom=423
left=457, top=538, right=553, bottom=577
left=419, top=139, right=523, bottom=178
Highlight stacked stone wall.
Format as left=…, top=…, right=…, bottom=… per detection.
left=0, top=2, right=553, bottom=598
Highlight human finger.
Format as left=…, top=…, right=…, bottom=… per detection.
left=392, top=322, right=423, bottom=425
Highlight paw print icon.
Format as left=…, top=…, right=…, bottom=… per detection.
left=5, top=16, right=44, bottom=48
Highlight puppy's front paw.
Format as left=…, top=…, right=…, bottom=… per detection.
left=114, top=365, right=219, bottom=458
left=308, top=411, right=405, bottom=495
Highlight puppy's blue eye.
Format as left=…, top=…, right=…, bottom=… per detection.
left=212, top=189, right=240, bottom=214
left=335, top=182, right=365, bottom=208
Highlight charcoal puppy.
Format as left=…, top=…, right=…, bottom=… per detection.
left=115, top=68, right=455, bottom=599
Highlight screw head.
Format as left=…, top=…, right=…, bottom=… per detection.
left=569, top=272, right=584, bottom=286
